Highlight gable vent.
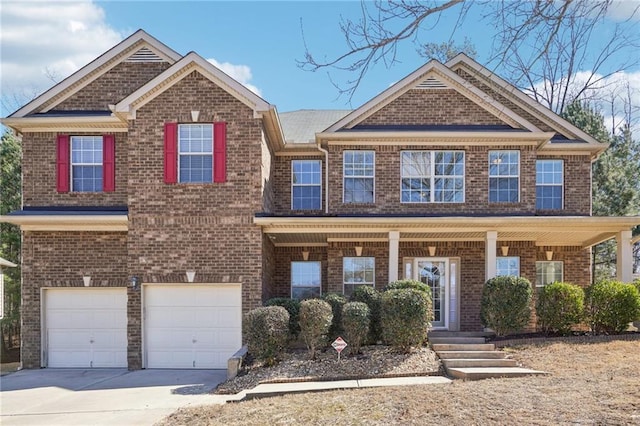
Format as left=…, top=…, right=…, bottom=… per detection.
left=416, top=76, right=447, bottom=89
left=125, top=47, right=165, bottom=63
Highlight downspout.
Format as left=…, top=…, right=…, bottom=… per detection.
left=317, top=140, right=329, bottom=214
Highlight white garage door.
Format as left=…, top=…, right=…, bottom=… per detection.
left=45, top=288, right=127, bottom=368
left=144, top=285, right=242, bottom=369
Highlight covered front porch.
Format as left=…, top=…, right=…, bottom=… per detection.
left=256, top=215, right=639, bottom=331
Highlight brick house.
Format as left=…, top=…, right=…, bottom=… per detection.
left=2, top=30, right=638, bottom=370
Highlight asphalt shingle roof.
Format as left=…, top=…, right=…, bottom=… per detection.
left=279, top=109, right=352, bottom=143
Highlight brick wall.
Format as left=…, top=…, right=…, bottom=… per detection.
left=21, top=231, right=128, bottom=368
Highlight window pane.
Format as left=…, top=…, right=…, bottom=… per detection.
left=536, top=160, right=563, bottom=210
left=496, top=257, right=520, bottom=276
left=292, top=160, right=321, bottom=210
left=178, top=124, right=213, bottom=183
left=536, top=261, right=563, bottom=287
left=291, top=261, right=321, bottom=300
left=71, top=136, right=103, bottom=192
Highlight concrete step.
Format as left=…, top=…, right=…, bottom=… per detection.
left=428, top=331, right=494, bottom=338
left=436, top=350, right=507, bottom=359
left=442, top=358, right=519, bottom=368
left=429, top=337, right=486, bottom=345
left=432, top=343, right=495, bottom=352
left=446, top=367, right=547, bottom=380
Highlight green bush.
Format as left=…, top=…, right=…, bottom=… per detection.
left=350, top=285, right=382, bottom=344
left=299, top=299, right=333, bottom=359
left=341, top=302, right=370, bottom=355
left=385, top=279, right=431, bottom=294
left=265, top=297, right=301, bottom=338
left=380, top=289, right=432, bottom=352
left=243, top=306, right=289, bottom=366
left=481, top=276, right=532, bottom=337
left=585, top=280, right=640, bottom=334
left=536, top=282, right=584, bottom=334
left=322, top=293, right=348, bottom=339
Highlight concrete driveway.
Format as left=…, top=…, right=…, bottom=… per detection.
left=0, top=368, right=228, bottom=425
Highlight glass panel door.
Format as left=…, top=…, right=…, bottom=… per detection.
left=414, top=259, right=448, bottom=328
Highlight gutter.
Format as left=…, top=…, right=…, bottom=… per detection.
left=317, top=140, right=329, bottom=214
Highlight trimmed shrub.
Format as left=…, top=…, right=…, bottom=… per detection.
left=342, top=302, right=370, bottom=355
left=243, top=306, right=289, bottom=366
left=536, top=282, right=584, bottom=334
left=385, top=279, right=431, bottom=294
left=380, top=289, right=432, bottom=352
left=585, top=279, right=640, bottom=334
left=299, top=299, right=333, bottom=359
left=350, top=285, right=382, bottom=344
left=322, top=293, right=348, bottom=339
left=481, top=276, right=532, bottom=337
left=265, top=297, right=301, bottom=338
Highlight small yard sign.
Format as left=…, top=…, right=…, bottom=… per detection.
left=331, top=336, right=348, bottom=360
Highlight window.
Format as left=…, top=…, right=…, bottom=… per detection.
left=536, top=160, right=563, bottom=210
left=343, top=257, right=375, bottom=297
left=489, top=150, right=519, bottom=202
left=178, top=124, right=213, bottom=183
left=292, top=160, right=321, bottom=210
left=291, top=261, right=321, bottom=299
left=401, top=151, right=464, bottom=203
left=343, top=151, right=374, bottom=203
left=496, top=257, right=520, bottom=276
left=536, top=261, right=563, bottom=287
left=71, top=136, right=103, bottom=192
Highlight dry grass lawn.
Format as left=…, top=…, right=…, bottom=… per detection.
left=159, top=340, right=640, bottom=425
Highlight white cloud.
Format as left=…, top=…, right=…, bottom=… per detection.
left=0, top=0, right=123, bottom=114
left=207, top=58, right=262, bottom=96
left=606, top=0, right=640, bottom=21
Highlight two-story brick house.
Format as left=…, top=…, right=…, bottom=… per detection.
left=2, top=30, right=638, bottom=370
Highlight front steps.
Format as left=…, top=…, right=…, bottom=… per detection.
left=430, top=334, right=547, bottom=380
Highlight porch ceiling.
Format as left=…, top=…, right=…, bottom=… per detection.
left=256, top=216, right=640, bottom=248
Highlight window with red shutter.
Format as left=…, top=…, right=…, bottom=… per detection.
left=103, top=134, right=116, bottom=192
left=56, top=135, right=70, bottom=192
left=213, top=122, right=227, bottom=183
left=164, top=122, right=178, bottom=183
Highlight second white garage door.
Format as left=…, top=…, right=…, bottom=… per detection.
left=144, top=285, right=242, bottom=369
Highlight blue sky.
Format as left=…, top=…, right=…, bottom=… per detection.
left=1, top=0, right=639, bottom=120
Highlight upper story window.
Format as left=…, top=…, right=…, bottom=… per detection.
left=292, top=160, right=321, bottom=210
left=401, top=151, right=464, bottom=203
left=536, top=261, right=563, bottom=287
left=536, top=160, right=563, bottom=210
left=178, top=124, right=213, bottom=183
left=71, top=136, right=103, bottom=192
left=343, top=150, right=374, bottom=203
left=489, top=150, right=520, bottom=203
left=496, top=256, right=520, bottom=276
left=343, top=257, right=375, bottom=297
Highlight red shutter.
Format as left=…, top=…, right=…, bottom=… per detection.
left=56, top=134, right=70, bottom=192
left=214, top=122, right=227, bottom=183
left=103, top=134, right=115, bottom=192
left=164, top=122, right=178, bottom=184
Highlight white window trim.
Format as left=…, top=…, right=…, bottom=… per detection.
left=342, top=150, right=375, bottom=204
left=291, top=159, right=322, bottom=210
left=496, top=256, right=520, bottom=277
left=343, top=257, right=376, bottom=295
left=536, top=261, right=564, bottom=287
left=536, top=159, right=564, bottom=210
left=291, top=261, right=322, bottom=299
left=178, top=123, right=213, bottom=183
left=488, top=150, right=520, bottom=203
left=70, top=135, right=103, bottom=192
left=400, top=150, right=465, bottom=204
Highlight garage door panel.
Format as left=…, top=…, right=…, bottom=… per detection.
left=49, top=350, right=92, bottom=368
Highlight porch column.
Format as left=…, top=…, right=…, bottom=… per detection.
left=617, top=230, right=633, bottom=282
left=388, top=231, right=400, bottom=282
left=485, top=231, right=498, bottom=281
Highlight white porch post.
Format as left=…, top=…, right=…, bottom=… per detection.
left=485, top=231, right=498, bottom=281
left=388, top=231, right=400, bottom=282
left=617, top=230, right=633, bottom=282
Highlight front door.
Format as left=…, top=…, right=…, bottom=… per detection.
left=414, top=258, right=448, bottom=329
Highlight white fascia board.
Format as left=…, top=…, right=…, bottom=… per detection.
left=0, top=214, right=128, bottom=231
left=1, top=116, right=128, bottom=133
left=446, top=54, right=604, bottom=146
left=115, top=52, right=271, bottom=119
left=10, top=30, right=181, bottom=118
left=316, top=131, right=555, bottom=144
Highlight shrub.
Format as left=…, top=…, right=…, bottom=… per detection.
left=341, top=302, right=370, bottom=355
left=322, top=293, right=348, bottom=339
left=299, top=299, right=333, bottom=359
left=350, top=285, right=382, bottom=344
left=243, top=306, right=289, bottom=366
left=385, top=279, right=431, bottom=294
left=480, top=276, right=532, bottom=337
left=380, top=289, right=432, bottom=352
left=585, top=280, right=640, bottom=334
left=536, top=282, right=584, bottom=334
left=265, top=297, right=301, bottom=338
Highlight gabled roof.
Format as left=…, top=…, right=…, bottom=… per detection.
left=445, top=54, right=605, bottom=149
left=324, top=60, right=542, bottom=133
left=8, top=29, right=182, bottom=118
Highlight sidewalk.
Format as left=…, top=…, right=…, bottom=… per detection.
left=224, top=375, right=452, bottom=401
